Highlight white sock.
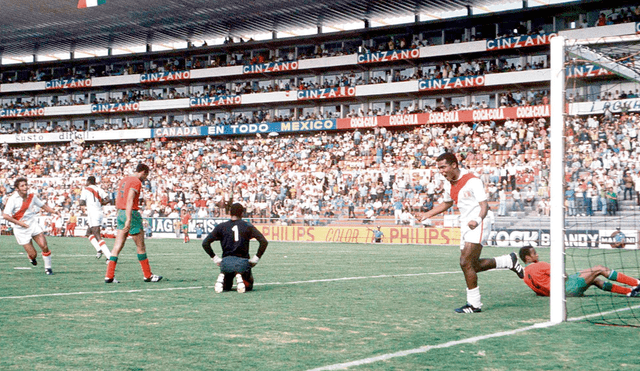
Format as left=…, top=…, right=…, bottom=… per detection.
left=43, top=254, right=52, bottom=269
left=88, top=235, right=101, bottom=252
left=467, top=287, right=482, bottom=308
left=214, top=273, right=225, bottom=293
left=235, top=273, right=244, bottom=284
left=235, top=273, right=246, bottom=292
left=494, top=254, right=512, bottom=269
left=99, top=240, right=111, bottom=259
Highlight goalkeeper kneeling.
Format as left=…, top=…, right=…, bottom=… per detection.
left=202, top=203, right=268, bottom=293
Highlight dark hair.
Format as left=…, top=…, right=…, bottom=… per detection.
left=87, top=176, right=96, bottom=185
left=230, top=203, right=245, bottom=218
left=14, top=177, right=27, bottom=189
left=519, top=246, right=535, bottom=262
left=136, top=163, right=150, bottom=173
left=436, top=152, right=458, bottom=166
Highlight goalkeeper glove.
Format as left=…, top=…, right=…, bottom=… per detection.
left=249, top=255, right=260, bottom=267
left=212, top=256, right=222, bottom=266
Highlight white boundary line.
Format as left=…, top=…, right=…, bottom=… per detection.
left=0, top=271, right=460, bottom=300
left=256, top=271, right=460, bottom=286
left=307, top=322, right=559, bottom=371
left=307, top=303, right=640, bottom=371
left=568, top=303, right=640, bottom=322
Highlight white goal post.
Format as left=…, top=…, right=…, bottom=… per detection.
left=549, top=35, right=567, bottom=323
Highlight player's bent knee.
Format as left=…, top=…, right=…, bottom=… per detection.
left=460, top=257, right=474, bottom=270
left=460, top=254, right=483, bottom=272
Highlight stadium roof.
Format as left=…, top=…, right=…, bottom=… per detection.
left=0, top=0, right=568, bottom=61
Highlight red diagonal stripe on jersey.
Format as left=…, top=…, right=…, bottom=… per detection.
left=449, top=173, right=476, bottom=204
left=86, top=187, right=102, bottom=203
left=12, top=193, right=34, bottom=221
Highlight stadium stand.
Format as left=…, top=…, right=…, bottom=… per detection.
left=1, top=2, right=640, bottom=234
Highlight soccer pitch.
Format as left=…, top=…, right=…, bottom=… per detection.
left=1, top=235, right=639, bottom=370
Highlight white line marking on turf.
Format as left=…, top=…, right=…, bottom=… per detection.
left=0, top=286, right=208, bottom=300
left=307, top=322, right=559, bottom=371
left=568, top=303, right=640, bottom=321
left=255, top=271, right=460, bottom=286
left=0, top=271, right=460, bottom=300
left=307, top=303, right=640, bottom=371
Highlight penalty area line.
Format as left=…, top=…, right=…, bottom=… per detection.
left=308, top=304, right=640, bottom=371
left=568, top=303, right=640, bottom=322
left=0, top=271, right=460, bottom=300
left=255, top=271, right=460, bottom=286
left=307, top=322, right=559, bottom=371
left=0, top=286, right=207, bottom=300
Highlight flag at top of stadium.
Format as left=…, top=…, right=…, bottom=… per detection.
left=78, top=0, right=106, bottom=8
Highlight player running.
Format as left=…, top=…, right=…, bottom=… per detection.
left=202, top=203, right=268, bottom=293
left=420, top=152, right=524, bottom=313
left=105, top=164, right=162, bottom=283
left=79, top=176, right=111, bottom=260
left=2, top=177, right=59, bottom=275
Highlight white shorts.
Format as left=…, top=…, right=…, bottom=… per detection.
left=87, top=212, right=104, bottom=228
left=13, top=222, right=44, bottom=245
left=459, top=219, right=491, bottom=250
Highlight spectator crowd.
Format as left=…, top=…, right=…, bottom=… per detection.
left=1, top=108, right=640, bottom=233
left=2, top=87, right=553, bottom=134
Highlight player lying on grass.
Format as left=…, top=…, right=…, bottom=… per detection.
left=519, top=246, right=640, bottom=297
left=202, top=203, right=268, bottom=293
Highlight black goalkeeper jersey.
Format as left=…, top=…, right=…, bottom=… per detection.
left=202, top=219, right=268, bottom=259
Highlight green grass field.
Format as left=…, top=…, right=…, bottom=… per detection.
left=1, top=235, right=640, bottom=370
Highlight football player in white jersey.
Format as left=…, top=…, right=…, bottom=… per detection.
left=79, top=176, right=111, bottom=260
left=2, top=177, right=59, bottom=275
left=420, top=153, right=524, bottom=313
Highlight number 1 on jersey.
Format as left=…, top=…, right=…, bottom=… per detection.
left=232, top=225, right=239, bottom=242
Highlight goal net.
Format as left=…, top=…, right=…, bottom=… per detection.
left=553, top=34, right=640, bottom=326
